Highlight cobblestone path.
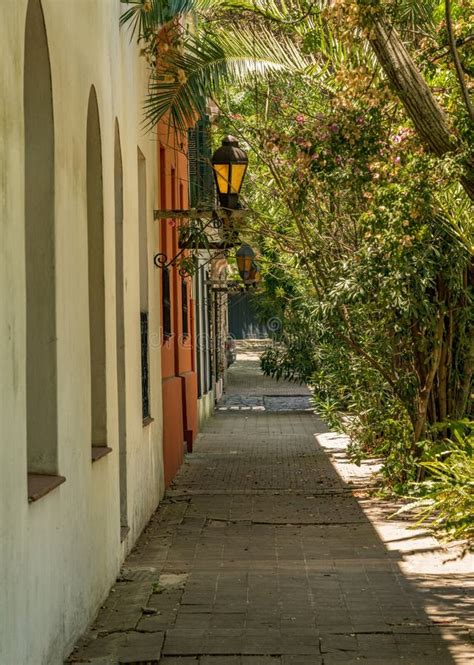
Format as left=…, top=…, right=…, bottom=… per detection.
left=69, top=348, right=473, bottom=664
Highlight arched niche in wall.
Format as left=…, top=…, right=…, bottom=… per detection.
left=24, top=0, right=57, bottom=474
left=114, top=121, right=128, bottom=532
left=86, top=86, right=107, bottom=449
left=137, top=148, right=151, bottom=421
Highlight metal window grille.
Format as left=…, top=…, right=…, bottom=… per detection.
left=140, top=311, right=150, bottom=420
left=214, top=295, right=223, bottom=379
left=162, top=268, right=171, bottom=337
left=206, top=277, right=213, bottom=387
left=182, top=279, right=189, bottom=337
left=195, top=268, right=202, bottom=398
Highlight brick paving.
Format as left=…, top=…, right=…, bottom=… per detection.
left=68, top=346, right=473, bottom=665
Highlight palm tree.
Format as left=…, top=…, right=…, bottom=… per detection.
left=121, top=0, right=312, bottom=132
left=121, top=0, right=474, bottom=202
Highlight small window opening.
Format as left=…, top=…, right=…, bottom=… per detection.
left=182, top=279, right=189, bottom=337
left=162, top=268, right=172, bottom=338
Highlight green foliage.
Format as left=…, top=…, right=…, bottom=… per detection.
left=120, top=0, right=216, bottom=40
left=121, top=0, right=474, bottom=543
left=145, top=27, right=310, bottom=132
left=435, top=185, right=474, bottom=255
left=240, top=39, right=473, bottom=502
left=399, top=421, right=474, bottom=548
left=121, top=0, right=312, bottom=132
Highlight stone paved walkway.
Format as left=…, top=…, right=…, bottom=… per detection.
left=68, top=347, right=473, bottom=664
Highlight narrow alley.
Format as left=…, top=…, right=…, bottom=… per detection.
left=69, top=345, right=473, bottom=665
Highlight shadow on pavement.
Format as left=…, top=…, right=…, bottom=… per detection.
left=67, top=349, right=472, bottom=665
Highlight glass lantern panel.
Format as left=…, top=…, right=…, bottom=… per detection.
left=230, top=163, right=247, bottom=193
left=237, top=255, right=252, bottom=274
left=213, top=163, right=230, bottom=194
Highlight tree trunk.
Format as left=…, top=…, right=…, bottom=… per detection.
left=456, top=328, right=474, bottom=418
left=369, top=18, right=474, bottom=201
left=413, top=314, right=445, bottom=442
left=437, top=327, right=449, bottom=423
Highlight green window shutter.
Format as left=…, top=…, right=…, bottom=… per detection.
left=188, top=115, right=215, bottom=208
left=188, top=124, right=198, bottom=208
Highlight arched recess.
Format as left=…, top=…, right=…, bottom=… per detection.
left=137, top=148, right=150, bottom=421
left=114, top=121, right=128, bottom=532
left=87, top=86, right=107, bottom=449
left=24, top=0, right=57, bottom=475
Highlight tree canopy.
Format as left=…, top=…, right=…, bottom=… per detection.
left=121, top=0, right=473, bottom=546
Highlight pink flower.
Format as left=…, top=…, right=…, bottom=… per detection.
left=295, top=113, right=305, bottom=125
left=329, top=123, right=340, bottom=133
left=391, top=128, right=410, bottom=144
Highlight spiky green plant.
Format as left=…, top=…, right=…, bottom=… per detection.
left=120, top=0, right=212, bottom=40
left=397, top=421, right=474, bottom=547
left=435, top=186, right=474, bottom=256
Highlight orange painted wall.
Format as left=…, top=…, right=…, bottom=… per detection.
left=157, top=122, right=198, bottom=486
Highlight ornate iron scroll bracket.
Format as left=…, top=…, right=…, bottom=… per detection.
left=153, top=207, right=249, bottom=277
left=153, top=249, right=187, bottom=274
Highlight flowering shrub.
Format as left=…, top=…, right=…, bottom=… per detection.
left=216, top=3, right=473, bottom=493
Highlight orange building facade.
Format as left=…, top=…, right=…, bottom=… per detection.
left=157, top=124, right=198, bottom=486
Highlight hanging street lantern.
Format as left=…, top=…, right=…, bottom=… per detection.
left=236, top=244, right=255, bottom=281
left=211, top=135, right=248, bottom=210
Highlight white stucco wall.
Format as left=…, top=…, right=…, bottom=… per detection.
left=0, top=2, right=164, bottom=663
left=198, top=390, right=215, bottom=429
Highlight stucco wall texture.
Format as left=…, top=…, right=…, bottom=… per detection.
left=156, top=122, right=199, bottom=484
left=0, top=2, right=167, bottom=663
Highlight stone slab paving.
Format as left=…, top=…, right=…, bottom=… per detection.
left=217, top=396, right=313, bottom=412
left=223, top=345, right=311, bottom=399
left=68, top=349, right=473, bottom=665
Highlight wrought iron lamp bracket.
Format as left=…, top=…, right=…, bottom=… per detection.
left=153, top=207, right=248, bottom=277
left=206, top=279, right=259, bottom=293
left=153, top=248, right=187, bottom=274
left=153, top=207, right=249, bottom=222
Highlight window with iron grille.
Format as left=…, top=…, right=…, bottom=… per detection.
left=214, top=295, right=222, bottom=380
left=206, top=277, right=214, bottom=385
left=182, top=279, right=189, bottom=337
left=195, top=268, right=202, bottom=398
left=140, top=311, right=150, bottom=420
left=162, top=268, right=171, bottom=337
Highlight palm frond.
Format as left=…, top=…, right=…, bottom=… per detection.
left=145, top=27, right=313, bottom=132
left=387, top=0, right=438, bottom=35
left=120, top=0, right=224, bottom=41
left=303, top=11, right=376, bottom=71
left=435, top=185, right=474, bottom=255
left=219, top=0, right=319, bottom=23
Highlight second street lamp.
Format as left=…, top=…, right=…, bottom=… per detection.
left=153, top=135, right=250, bottom=277
left=236, top=244, right=255, bottom=281
left=211, top=135, right=248, bottom=210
